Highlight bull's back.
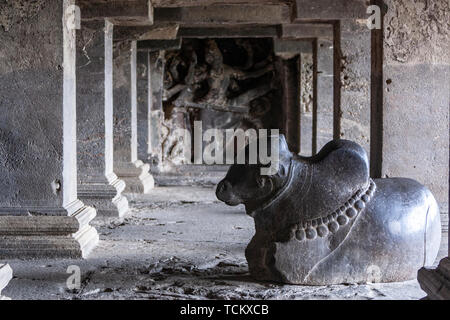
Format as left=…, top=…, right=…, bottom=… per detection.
left=306, top=178, right=441, bottom=284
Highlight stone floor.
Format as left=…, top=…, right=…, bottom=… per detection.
left=0, top=186, right=444, bottom=300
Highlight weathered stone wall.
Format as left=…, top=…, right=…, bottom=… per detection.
left=382, top=0, right=449, bottom=206
left=0, top=0, right=65, bottom=208
left=0, top=0, right=46, bottom=32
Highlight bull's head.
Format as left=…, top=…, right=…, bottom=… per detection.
left=216, top=135, right=370, bottom=220
left=216, top=135, right=293, bottom=214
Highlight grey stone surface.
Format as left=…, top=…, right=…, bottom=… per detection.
left=299, top=51, right=313, bottom=157
left=137, top=51, right=151, bottom=163
left=138, top=39, right=181, bottom=51
left=216, top=136, right=441, bottom=284
left=281, top=24, right=333, bottom=40
left=294, top=0, right=367, bottom=20
left=77, top=21, right=129, bottom=218
left=339, top=20, right=371, bottom=158
left=279, top=56, right=301, bottom=154
left=154, top=4, right=291, bottom=25
left=148, top=51, right=165, bottom=167
left=0, top=0, right=98, bottom=258
left=113, top=40, right=154, bottom=193
left=381, top=0, right=449, bottom=205
left=418, top=257, right=450, bottom=300
left=0, top=186, right=439, bottom=300
left=179, top=26, right=278, bottom=39
left=381, top=63, right=449, bottom=205
left=316, top=38, right=334, bottom=152
left=78, top=0, right=154, bottom=26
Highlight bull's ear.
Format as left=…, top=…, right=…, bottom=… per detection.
left=279, top=134, right=290, bottom=154
left=277, top=134, right=293, bottom=165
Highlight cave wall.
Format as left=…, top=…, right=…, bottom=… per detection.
left=381, top=0, right=449, bottom=207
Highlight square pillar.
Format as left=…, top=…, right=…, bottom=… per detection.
left=76, top=20, right=129, bottom=217
left=113, top=41, right=154, bottom=193
left=148, top=50, right=165, bottom=169
left=299, top=46, right=314, bottom=157
left=278, top=56, right=301, bottom=154
left=0, top=0, right=98, bottom=258
left=137, top=51, right=151, bottom=163
left=338, top=20, right=371, bottom=156
left=316, top=38, right=334, bottom=152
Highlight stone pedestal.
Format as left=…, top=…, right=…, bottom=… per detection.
left=0, top=264, right=12, bottom=300
left=114, top=41, right=154, bottom=193
left=76, top=21, right=129, bottom=217
left=418, top=257, right=450, bottom=300
left=0, top=0, right=98, bottom=258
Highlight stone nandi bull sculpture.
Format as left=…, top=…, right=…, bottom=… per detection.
left=216, top=135, right=441, bottom=285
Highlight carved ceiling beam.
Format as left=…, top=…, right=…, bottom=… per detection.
left=178, top=26, right=280, bottom=39
left=77, top=0, right=154, bottom=26
left=137, top=39, right=182, bottom=52
left=294, top=0, right=368, bottom=21
left=113, top=23, right=179, bottom=42
left=274, top=39, right=312, bottom=56
left=153, top=4, right=292, bottom=25
left=280, top=23, right=334, bottom=40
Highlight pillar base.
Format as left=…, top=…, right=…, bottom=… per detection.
left=0, top=264, right=12, bottom=300
left=78, top=173, right=129, bottom=218
left=418, top=257, right=450, bottom=300
left=115, top=160, right=155, bottom=193
left=0, top=200, right=99, bottom=259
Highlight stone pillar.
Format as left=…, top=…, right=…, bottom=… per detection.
left=77, top=20, right=129, bottom=217
left=0, top=264, right=12, bottom=300
left=137, top=51, right=150, bottom=163
left=114, top=41, right=154, bottom=193
left=316, top=38, right=334, bottom=152
left=380, top=4, right=449, bottom=209
left=379, top=0, right=450, bottom=300
left=0, top=0, right=98, bottom=258
left=299, top=46, right=314, bottom=157
left=339, top=20, right=371, bottom=157
left=279, top=56, right=301, bottom=154
left=148, top=50, right=165, bottom=169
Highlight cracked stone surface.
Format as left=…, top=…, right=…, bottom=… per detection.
left=0, top=187, right=432, bottom=300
